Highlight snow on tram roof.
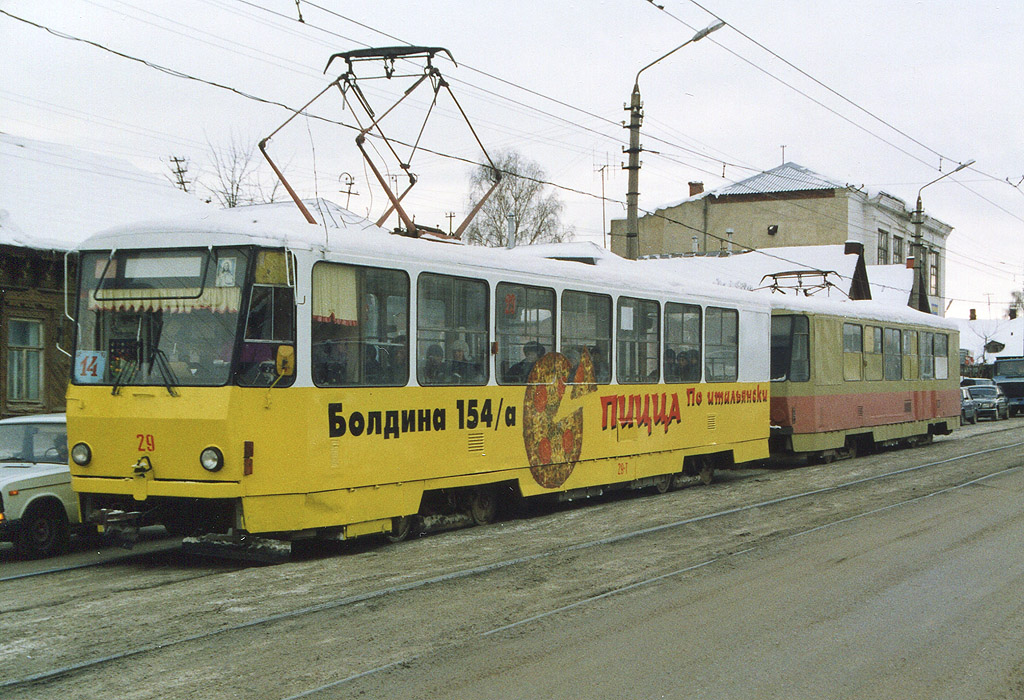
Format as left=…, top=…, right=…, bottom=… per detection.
left=75, top=201, right=770, bottom=310
left=766, top=294, right=957, bottom=330
left=73, top=200, right=955, bottom=331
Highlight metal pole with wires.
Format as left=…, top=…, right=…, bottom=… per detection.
left=625, top=19, right=725, bottom=260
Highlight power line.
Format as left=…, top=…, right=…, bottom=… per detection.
left=3, top=6, right=1018, bottom=296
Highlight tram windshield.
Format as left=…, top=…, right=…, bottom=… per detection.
left=72, top=247, right=292, bottom=389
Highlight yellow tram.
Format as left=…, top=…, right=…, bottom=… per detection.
left=66, top=202, right=771, bottom=552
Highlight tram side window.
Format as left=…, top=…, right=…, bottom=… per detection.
left=843, top=323, right=863, bottom=381
left=865, top=325, right=883, bottom=381
left=934, top=333, right=949, bottom=379
left=617, top=297, right=659, bottom=384
left=560, top=291, right=611, bottom=384
left=311, top=263, right=409, bottom=387
left=770, top=315, right=809, bottom=382
left=496, top=283, right=555, bottom=385
left=920, top=331, right=935, bottom=380
left=706, top=307, right=738, bottom=382
left=238, top=251, right=296, bottom=387
left=902, top=330, right=918, bottom=380
left=883, top=328, right=902, bottom=380
left=664, top=302, right=701, bottom=383
left=417, top=273, right=488, bottom=386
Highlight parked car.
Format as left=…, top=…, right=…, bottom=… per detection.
left=961, top=387, right=979, bottom=425
left=0, top=413, right=89, bottom=558
left=961, top=377, right=996, bottom=387
left=966, top=385, right=1010, bottom=421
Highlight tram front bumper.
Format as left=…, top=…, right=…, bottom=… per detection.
left=71, top=475, right=243, bottom=500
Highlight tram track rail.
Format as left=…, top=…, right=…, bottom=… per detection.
left=4, top=436, right=1024, bottom=695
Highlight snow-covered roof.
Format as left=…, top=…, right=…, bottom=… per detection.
left=657, top=162, right=854, bottom=210
left=866, top=264, right=914, bottom=307
left=508, top=240, right=618, bottom=265
left=75, top=201, right=771, bottom=311
left=638, top=244, right=860, bottom=297
left=768, top=294, right=957, bottom=329
left=0, top=132, right=207, bottom=251
left=716, top=162, right=849, bottom=197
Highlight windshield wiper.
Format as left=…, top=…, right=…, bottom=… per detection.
left=151, top=348, right=180, bottom=397
left=111, top=359, right=139, bottom=395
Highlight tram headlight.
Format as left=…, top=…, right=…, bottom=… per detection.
left=200, top=447, right=224, bottom=472
left=71, top=442, right=92, bottom=466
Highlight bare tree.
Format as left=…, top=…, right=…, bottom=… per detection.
left=203, top=136, right=282, bottom=208
left=1009, top=290, right=1024, bottom=319
left=463, top=150, right=574, bottom=247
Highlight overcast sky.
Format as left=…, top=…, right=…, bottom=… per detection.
left=2, top=0, right=1022, bottom=319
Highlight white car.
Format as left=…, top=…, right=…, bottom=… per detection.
left=0, top=413, right=87, bottom=558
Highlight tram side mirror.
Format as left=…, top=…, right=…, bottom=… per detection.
left=276, top=345, right=295, bottom=377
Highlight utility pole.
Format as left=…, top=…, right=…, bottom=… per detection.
left=625, top=19, right=725, bottom=260
left=596, top=162, right=610, bottom=249
left=168, top=156, right=191, bottom=192
left=624, top=84, right=643, bottom=260
left=909, top=159, right=974, bottom=313
left=445, top=211, right=456, bottom=235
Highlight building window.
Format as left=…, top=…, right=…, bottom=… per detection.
left=892, top=236, right=904, bottom=265
left=877, top=229, right=889, bottom=265
left=929, top=249, right=940, bottom=296
left=7, top=318, right=44, bottom=402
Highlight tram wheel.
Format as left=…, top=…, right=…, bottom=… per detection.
left=469, top=489, right=498, bottom=526
left=699, top=464, right=715, bottom=486
left=386, top=515, right=415, bottom=543
left=653, top=474, right=672, bottom=494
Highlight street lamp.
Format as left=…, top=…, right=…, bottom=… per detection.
left=625, top=19, right=726, bottom=260
left=908, top=159, right=974, bottom=312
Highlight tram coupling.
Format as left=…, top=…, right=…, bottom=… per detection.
left=182, top=531, right=292, bottom=564
left=89, top=509, right=143, bottom=549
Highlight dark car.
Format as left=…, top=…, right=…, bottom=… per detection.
left=960, top=377, right=995, bottom=387
left=960, top=387, right=978, bottom=425
left=966, top=385, right=1009, bottom=421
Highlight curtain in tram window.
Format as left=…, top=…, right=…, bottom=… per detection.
left=87, top=287, right=241, bottom=313
left=312, top=264, right=359, bottom=326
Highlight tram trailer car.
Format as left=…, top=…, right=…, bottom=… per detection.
left=768, top=297, right=959, bottom=463
left=66, top=202, right=772, bottom=553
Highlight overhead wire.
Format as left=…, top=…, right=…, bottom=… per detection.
left=2, top=6, right=1018, bottom=303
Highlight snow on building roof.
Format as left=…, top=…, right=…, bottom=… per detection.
left=656, top=162, right=854, bottom=211
left=866, top=264, right=914, bottom=307
left=716, top=162, right=849, bottom=197
left=0, top=132, right=207, bottom=251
